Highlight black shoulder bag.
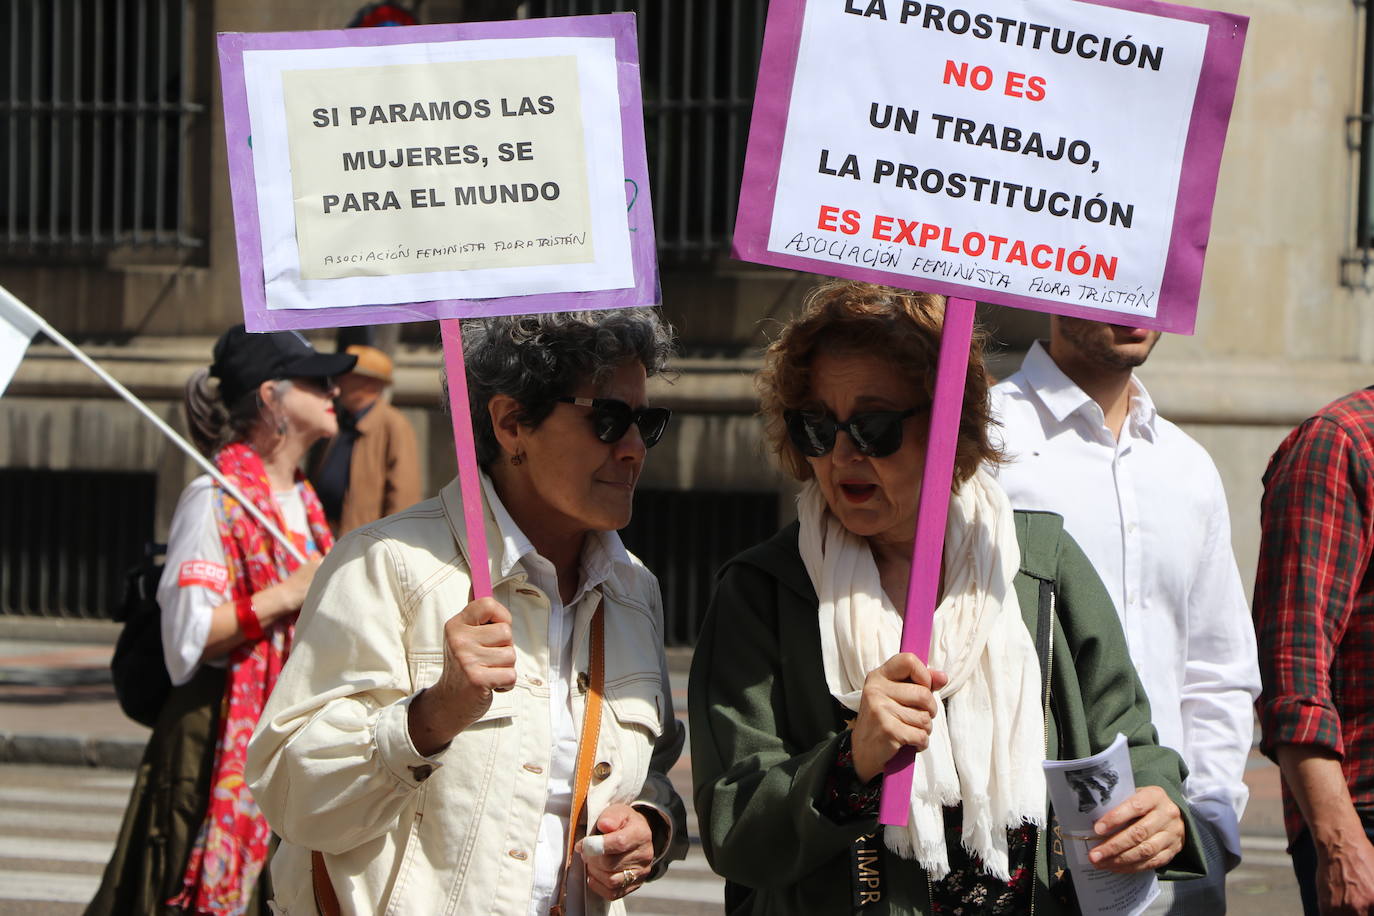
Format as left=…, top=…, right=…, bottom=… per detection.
left=110, top=542, right=172, bottom=728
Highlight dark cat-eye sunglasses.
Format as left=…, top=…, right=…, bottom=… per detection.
left=784, top=406, right=924, bottom=458
left=556, top=397, right=673, bottom=448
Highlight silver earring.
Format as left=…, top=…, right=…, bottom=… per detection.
left=275, top=415, right=288, bottom=436
left=511, top=452, right=524, bottom=466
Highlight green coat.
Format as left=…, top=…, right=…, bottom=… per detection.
left=688, top=511, right=1205, bottom=915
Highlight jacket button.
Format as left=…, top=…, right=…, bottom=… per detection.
left=523, top=763, right=544, bottom=774
left=593, top=761, right=612, bottom=780
left=508, top=849, right=528, bottom=860
left=408, top=764, right=433, bottom=782
left=576, top=672, right=590, bottom=693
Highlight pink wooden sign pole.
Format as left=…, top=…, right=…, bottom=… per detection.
left=878, top=296, right=977, bottom=826
left=440, top=318, right=494, bottom=599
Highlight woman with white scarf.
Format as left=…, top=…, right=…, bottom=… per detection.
left=689, top=282, right=1205, bottom=914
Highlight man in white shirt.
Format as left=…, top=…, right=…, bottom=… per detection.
left=990, top=317, right=1260, bottom=912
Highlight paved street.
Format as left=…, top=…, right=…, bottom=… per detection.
left=0, top=756, right=1308, bottom=916
left=0, top=764, right=127, bottom=914
left=0, top=643, right=726, bottom=915
left=0, top=760, right=723, bottom=916
left=0, top=637, right=1309, bottom=914
left=1230, top=750, right=1306, bottom=911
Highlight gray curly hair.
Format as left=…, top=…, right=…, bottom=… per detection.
left=459, top=309, right=676, bottom=468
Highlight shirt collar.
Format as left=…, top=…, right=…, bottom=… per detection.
left=479, top=473, right=633, bottom=601
left=1020, top=340, right=1158, bottom=440
left=1125, top=375, right=1159, bottom=441
left=1020, top=340, right=1094, bottom=424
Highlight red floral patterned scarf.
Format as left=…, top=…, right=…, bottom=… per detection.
left=169, top=441, right=333, bottom=915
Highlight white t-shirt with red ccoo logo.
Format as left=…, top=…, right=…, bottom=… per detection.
left=157, top=475, right=311, bottom=685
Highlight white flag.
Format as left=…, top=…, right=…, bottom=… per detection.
left=0, top=285, right=43, bottom=397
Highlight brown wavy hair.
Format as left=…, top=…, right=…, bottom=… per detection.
left=758, top=281, right=1000, bottom=484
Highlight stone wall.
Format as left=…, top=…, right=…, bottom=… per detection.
left=4, top=0, right=1374, bottom=609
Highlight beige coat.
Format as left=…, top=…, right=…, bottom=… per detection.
left=246, top=479, right=687, bottom=916
left=326, top=399, right=421, bottom=535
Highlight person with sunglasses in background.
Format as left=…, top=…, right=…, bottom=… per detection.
left=88, top=326, right=354, bottom=916
left=688, top=281, right=1206, bottom=915
left=247, top=310, right=688, bottom=915
left=308, top=344, right=422, bottom=536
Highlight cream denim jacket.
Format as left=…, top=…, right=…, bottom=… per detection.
left=246, top=479, right=687, bottom=916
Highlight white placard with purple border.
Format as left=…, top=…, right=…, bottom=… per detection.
left=218, top=14, right=656, bottom=331
left=734, top=0, right=1247, bottom=334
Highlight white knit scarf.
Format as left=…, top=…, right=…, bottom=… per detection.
left=797, top=468, right=1046, bottom=880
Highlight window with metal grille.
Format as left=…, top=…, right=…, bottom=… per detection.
left=1347, top=0, right=1374, bottom=285
left=524, top=0, right=767, bottom=259
left=0, top=469, right=157, bottom=619
left=0, top=0, right=209, bottom=259
left=620, top=488, right=779, bottom=646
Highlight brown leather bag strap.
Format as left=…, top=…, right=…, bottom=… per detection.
left=312, top=848, right=341, bottom=916
left=551, top=599, right=606, bottom=916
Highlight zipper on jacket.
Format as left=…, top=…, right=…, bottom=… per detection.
left=1031, top=587, right=1056, bottom=916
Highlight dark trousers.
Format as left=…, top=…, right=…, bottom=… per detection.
left=1291, top=818, right=1374, bottom=916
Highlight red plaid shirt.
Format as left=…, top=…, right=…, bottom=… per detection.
left=1255, top=387, right=1374, bottom=843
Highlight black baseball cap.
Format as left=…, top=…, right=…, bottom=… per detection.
left=211, top=325, right=357, bottom=404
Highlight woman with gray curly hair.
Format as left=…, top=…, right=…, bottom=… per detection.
left=246, top=309, right=688, bottom=916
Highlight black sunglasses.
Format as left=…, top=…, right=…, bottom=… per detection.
left=556, top=397, right=673, bottom=448
left=784, top=407, right=923, bottom=458
left=290, top=376, right=335, bottom=394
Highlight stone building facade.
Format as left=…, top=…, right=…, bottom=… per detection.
left=1, top=0, right=1368, bottom=640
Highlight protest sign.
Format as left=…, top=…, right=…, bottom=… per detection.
left=735, top=0, right=1247, bottom=334
left=734, top=0, right=1247, bottom=826
left=218, top=15, right=655, bottom=597
left=218, top=14, right=655, bottom=332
